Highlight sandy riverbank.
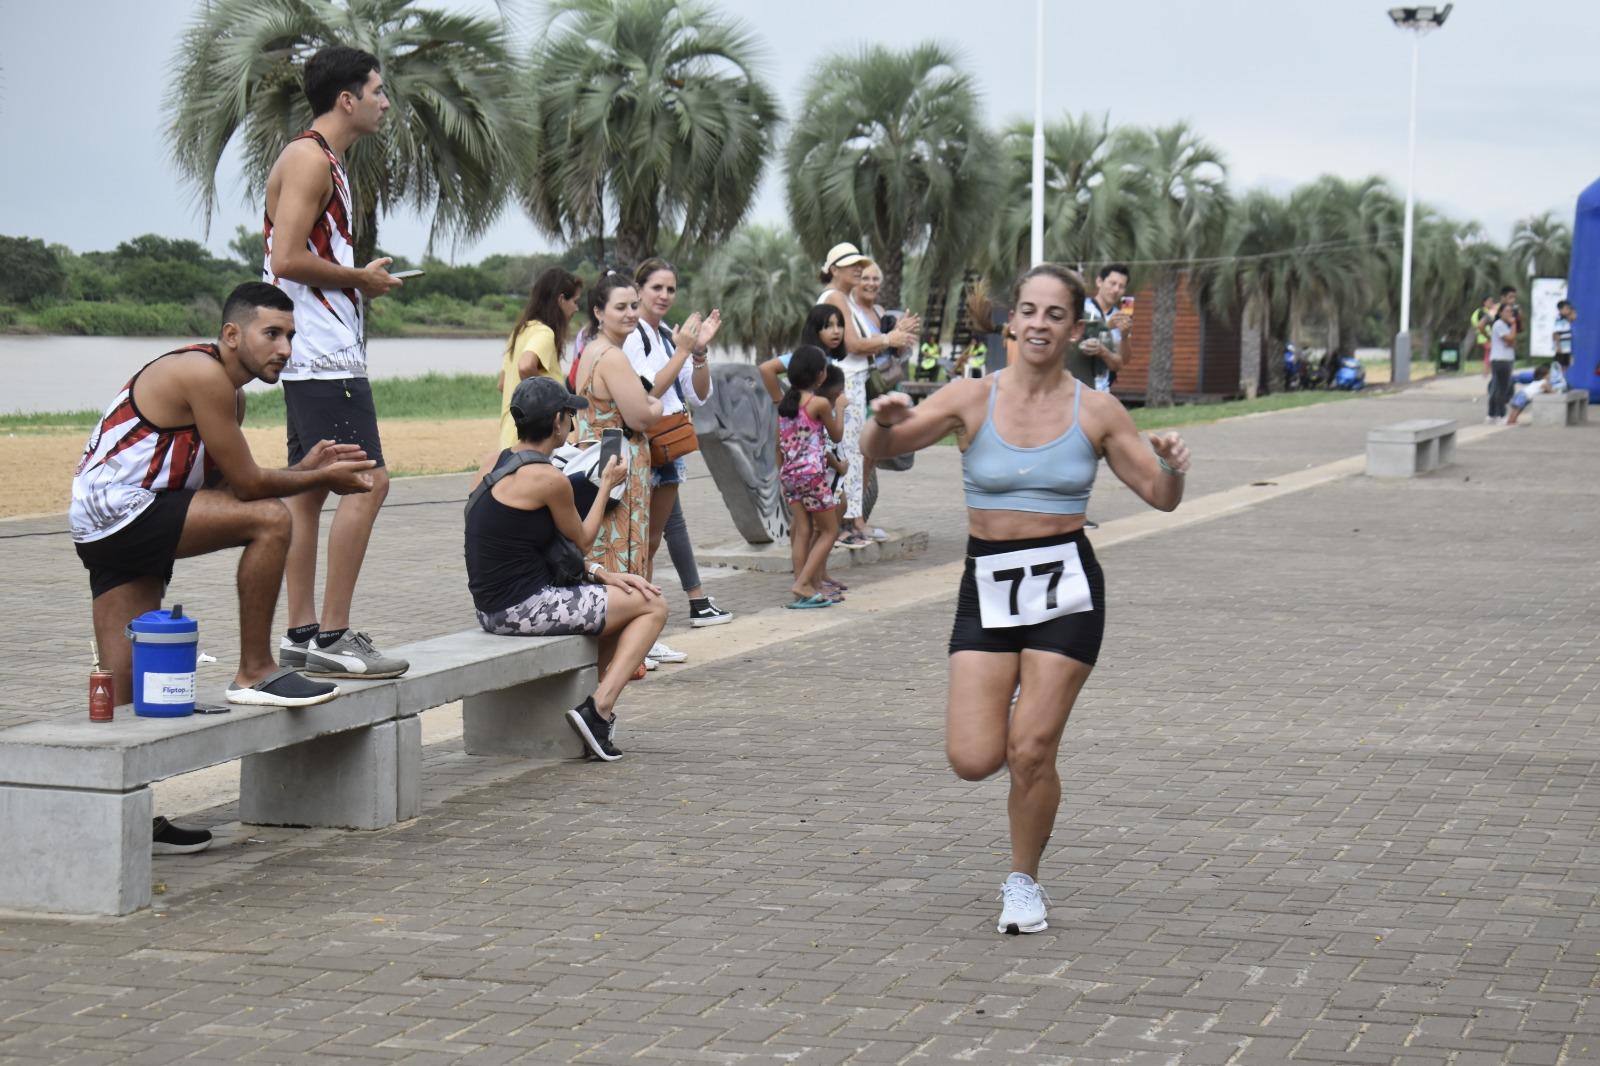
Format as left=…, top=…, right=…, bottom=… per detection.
left=2, top=418, right=498, bottom=520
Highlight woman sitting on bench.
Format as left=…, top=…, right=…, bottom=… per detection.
left=465, top=376, right=667, bottom=762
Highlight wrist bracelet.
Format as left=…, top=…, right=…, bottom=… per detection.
left=1157, top=456, right=1185, bottom=477
left=587, top=561, right=604, bottom=576
left=873, top=417, right=895, bottom=429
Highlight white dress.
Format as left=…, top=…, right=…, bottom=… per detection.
left=818, top=290, right=871, bottom=520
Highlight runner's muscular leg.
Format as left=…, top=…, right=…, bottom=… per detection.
left=91, top=577, right=163, bottom=705
left=946, top=650, right=1019, bottom=781
left=320, top=466, right=389, bottom=632
left=1005, top=649, right=1091, bottom=878
left=175, top=488, right=293, bottom=687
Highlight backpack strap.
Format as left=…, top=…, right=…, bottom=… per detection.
left=464, top=450, right=552, bottom=520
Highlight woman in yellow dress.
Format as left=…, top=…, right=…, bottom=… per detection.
left=497, top=268, right=582, bottom=448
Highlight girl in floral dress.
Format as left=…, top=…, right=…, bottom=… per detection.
left=776, top=346, right=845, bottom=608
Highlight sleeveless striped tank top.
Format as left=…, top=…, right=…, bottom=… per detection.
left=69, top=345, right=223, bottom=543
left=264, top=130, right=366, bottom=380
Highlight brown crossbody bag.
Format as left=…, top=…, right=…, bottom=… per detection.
left=636, top=323, right=701, bottom=466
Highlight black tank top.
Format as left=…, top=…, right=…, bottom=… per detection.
left=464, top=450, right=561, bottom=613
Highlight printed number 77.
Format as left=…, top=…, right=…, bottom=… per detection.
left=993, top=561, right=1065, bottom=615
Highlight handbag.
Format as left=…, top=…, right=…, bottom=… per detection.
left=635, top=323, right=701, bottom=465
left=465, top=451, right=589, bottom=586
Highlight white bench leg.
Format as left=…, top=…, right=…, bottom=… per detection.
left=240, top=720, right=415, bottom=830
left=0, top=784, right=151, bottom=915
left=463, top=665, right=597, bottom=759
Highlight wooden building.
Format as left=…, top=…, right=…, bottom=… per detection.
left=1111, top=273, right=1246, bottom=402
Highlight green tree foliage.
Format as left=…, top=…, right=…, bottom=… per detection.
left=785, top=43, right=994, bottom=308
left=0, top=236, right=67, bottom=305
left=522, top=0, right=780, bottom=268
left=697, top=225, right=814, bottom=358
left=165, top=0, right=526, bottom=264
left=1506, top=211, right=1573, bottom=279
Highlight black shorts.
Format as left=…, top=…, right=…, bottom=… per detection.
left=75, top=489, right=195, bottom=599
left=948, top=529, right=1106, bottom=665
left=284, top=377, right=385, bottom=468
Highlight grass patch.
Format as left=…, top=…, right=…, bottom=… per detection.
left=0, top=371, right=502, bottom=434
left=1130, top=389, right=1359, bottom=431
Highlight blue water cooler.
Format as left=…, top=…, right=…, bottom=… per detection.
left=125, top=605, right=198, bottom=717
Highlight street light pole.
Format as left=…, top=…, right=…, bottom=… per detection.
left=1030, top=0, right=1045, bottom=266
left=1387, top=4, right=1451, bottom=385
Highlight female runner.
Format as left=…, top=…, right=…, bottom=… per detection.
left=860, top=263, right=1190, bottom=934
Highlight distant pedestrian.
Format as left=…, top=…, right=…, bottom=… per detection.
left=1554, top=299, right=1577, bottom=366
left=498, top=268, right=582, bottom=448
left=1077, top=264, right=1132, bottom=391
left=1470, top=294, right=1498, bottom=376
left=1487, top=301, right=1519, bottom=422
left=1505, top=364, right=1553, bottom=425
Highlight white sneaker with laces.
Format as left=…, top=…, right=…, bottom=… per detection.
left=648, top=641, right=688, bottom=664
left=996, top=872, right=1049, bottom=934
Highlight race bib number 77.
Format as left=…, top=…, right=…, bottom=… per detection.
left=974, top=541, right=1093, bottom=629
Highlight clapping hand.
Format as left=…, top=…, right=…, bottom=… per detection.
left=695, top=309, right=722, bottom=351
left=671, top=312, right=704, bottom=353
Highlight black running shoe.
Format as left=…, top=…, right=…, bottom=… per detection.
left=152, top=816, right=212, bottom=855
left=565, top=696, right=621, bottom=761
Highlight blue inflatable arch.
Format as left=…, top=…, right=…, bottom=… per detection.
left=1572, top=177, right=1600, bottom=400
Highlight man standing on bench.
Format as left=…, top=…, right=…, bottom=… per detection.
left=70, top=283, right=378, bottom=852
left=264, top=44, right=409, bottom=680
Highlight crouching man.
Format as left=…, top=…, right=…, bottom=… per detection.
left=71, top=282, right=377, bottom=710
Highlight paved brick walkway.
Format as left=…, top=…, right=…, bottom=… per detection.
left=3, top=376, right=1599, bottom=1063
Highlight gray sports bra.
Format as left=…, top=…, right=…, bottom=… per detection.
left=961, top=372, right=1098, bottom=515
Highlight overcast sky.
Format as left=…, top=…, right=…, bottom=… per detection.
left=1, top=0, right=1595, bottom=264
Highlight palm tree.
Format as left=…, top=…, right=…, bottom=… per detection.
left=697, top=225, right=815, bottom=359
left=166, top=0, right=526, bottom=265
left=1205, top=189, right=1296, bottom=395
left=785, top=43, right=995, bottom=308
left=1506, top=211, right=1573, bottom=279
left=1114, top=122, right=1230, bottom=406
left=522, top=0, right=780, bottom=269
left=980, top=113, right=1142, bottom=293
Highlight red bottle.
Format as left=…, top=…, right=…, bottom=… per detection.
left=90, top=640, right=114, bottom=722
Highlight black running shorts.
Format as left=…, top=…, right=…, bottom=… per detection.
left=948, top=529, right=1106, bottom=665
left=284, top=377, right=385, bottom=468
left=75, top=489, right=196, bottom=599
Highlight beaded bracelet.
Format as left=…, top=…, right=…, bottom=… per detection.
left=1157, top=456, right=1186, bottom=478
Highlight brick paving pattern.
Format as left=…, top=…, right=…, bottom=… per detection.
left=1, top=377, right=1598, bottom=1062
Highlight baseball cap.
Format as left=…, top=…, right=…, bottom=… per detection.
left=509, top=375, right=587, bottom=430
left=823, top=242, right=868, bottom=271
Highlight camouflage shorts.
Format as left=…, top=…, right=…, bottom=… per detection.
left=477, top=583, right=608, bottom=637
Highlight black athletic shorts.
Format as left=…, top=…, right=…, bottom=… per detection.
left=948, top=529, right=1105, bottom=665
left=75, top=489, right=196, bottom=599
left=284, top=377, right=385, bottom=468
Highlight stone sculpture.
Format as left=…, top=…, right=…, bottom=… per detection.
left=692, top=363, right=787, bottom=544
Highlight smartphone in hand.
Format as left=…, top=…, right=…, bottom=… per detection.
left=391, top=269, right=425, bottom=280
left=598, top=428, right=624, bottom=475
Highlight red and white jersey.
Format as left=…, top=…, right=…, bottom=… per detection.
left=69, top=345, right=223, bottom=543
left=264, top=130, right=366, bottom=380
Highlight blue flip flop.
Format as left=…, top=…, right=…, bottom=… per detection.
left=784, top=594, right=834, bottom=609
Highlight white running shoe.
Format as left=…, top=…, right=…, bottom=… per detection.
left=649, top=641, right=688, bottom=664
left=996, top=873, right=1049, bottom=935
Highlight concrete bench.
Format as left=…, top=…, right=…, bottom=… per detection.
left=1366, top=419, right=1457, bottom=478
left=0, top=630, right=595, bottom=916
left=1528, top=390, right=1590, bottom=426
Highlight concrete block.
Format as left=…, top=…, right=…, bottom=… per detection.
left=1366, top=419, right=1456, bottom=478
left=0, top=681, right=398, bottom=791
left=0, top=784, right=151, bottom=915
left=391, top=631, right=595, bottom=717
left=239, top=720, right=407, bottom=830
left=396, top=715, right=421, bottom=821
left=463, top=665, right=596, bottom=759
left=697, top=528, right=929, bottom=573
left=1528, top=391, right=1589, bottom=426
